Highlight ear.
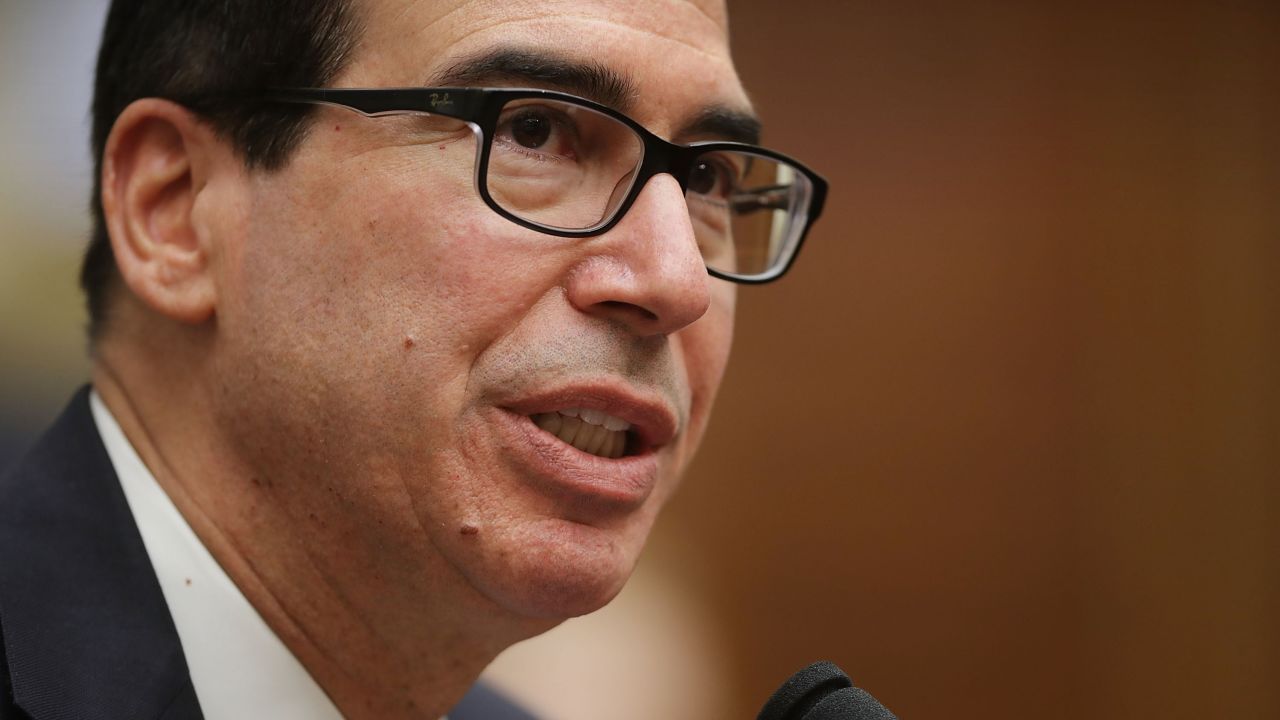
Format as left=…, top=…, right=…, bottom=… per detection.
left=101, top=98, right=229, bottom=325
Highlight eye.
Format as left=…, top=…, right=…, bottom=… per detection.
left=687, top=156, right=738, bottom=199
left=494, top=103, right=579, bottom=161
left=511, top=110, right=552, bottom=149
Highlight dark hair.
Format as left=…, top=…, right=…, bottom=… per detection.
left=83, top=0, right=362, bottom=338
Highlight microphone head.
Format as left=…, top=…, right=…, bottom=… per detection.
left=806, top=687, right=898, bottom=720
left=757, top=661, right=852, bottom=720
left=757, top=661, right=897, bottom=720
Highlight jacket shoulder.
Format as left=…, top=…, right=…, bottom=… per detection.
left=451, top=682, right=540, bottom=720
left=0, top=387, right=200, bottom=720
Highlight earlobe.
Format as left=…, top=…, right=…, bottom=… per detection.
left=101, top=98, right=221, bottom=325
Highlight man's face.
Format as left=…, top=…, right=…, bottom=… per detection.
left=209, top=0, right=745, bottom=626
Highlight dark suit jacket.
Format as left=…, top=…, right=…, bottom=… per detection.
left=0, top=388, right=537, bottom=720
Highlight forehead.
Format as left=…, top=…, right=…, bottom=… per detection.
left=344, top=0, right=748, bottom=129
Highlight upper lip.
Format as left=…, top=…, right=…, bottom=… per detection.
left=498, top=382, right=680, bottom=452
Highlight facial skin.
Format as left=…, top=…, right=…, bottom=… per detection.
left=96, top=0, right=750, bottom=716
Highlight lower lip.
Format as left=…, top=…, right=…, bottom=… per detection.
left=492, top=408, right=660, bottom=512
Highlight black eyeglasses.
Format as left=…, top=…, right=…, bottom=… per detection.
left=266, top=87, right=827, bottom=284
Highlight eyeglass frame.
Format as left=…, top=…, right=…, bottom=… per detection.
left=263, top=86, right=828, bottom=284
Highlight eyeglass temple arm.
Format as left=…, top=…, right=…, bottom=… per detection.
left=729, top=184, right=795, bottom=214
left=264, top=87, right=488, bottom=123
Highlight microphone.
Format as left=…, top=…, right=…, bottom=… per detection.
left=757, top=661, right=897, bottom=720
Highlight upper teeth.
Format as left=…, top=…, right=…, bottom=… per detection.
left=531, top=408, right=633, bottom=459
left=556, top=407, right=631, bottom=432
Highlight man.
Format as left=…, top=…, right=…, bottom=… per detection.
left=0, top=0, right=825, bottom=718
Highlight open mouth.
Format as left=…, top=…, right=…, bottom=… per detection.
left=530, top=408, right=634, bottom=459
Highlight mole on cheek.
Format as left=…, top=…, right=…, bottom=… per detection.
left=459, top=524, right=479, bottom=536
left=334, top=124, right=342, bottom=132
left=403, top=335, right=415, bottom=349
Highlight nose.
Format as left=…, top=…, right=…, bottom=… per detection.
left=564, top=174, right=712, bottom=337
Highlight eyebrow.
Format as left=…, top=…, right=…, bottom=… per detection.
left=430, top=48, right=763, bottom=145
left=679, top=106, right=762, bottom=146
left=431, top=48, right=638, bottom=114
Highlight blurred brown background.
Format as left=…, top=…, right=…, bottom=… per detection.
left=2, top=1, right=1277, bottom=718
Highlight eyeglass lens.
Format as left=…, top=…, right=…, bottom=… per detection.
left=484, top=97, right=811, bottom=279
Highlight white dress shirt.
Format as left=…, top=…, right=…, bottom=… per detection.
left=90, top=391, right=346, bottom=720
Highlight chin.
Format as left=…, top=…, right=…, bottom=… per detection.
left=456, top=516, right=646, bottom=621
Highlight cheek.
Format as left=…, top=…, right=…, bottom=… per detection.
left=239, top=154, right=526, bottom=350
left=676, top=284, right=736, bottom=452
left=223, top=154, right=583, bottom=440
left=693, top=284, right=737, bottom=392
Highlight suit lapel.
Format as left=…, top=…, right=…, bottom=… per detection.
left=0, top=387, right=202, bottom=720
left=450, top=684, right=539, bottom=720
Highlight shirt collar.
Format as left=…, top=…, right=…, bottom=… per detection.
left=90, top=390, right=346, bottom=720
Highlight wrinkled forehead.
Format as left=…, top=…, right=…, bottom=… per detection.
left=343, top=0, right=748, bottom=129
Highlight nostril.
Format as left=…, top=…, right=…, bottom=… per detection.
left=598, top=300, right=658, bottom=323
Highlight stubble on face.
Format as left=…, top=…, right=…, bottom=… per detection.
left=210, top=0, right=745, bottom=633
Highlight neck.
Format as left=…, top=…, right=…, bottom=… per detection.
left=92, top=323, right=546, bottom=719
